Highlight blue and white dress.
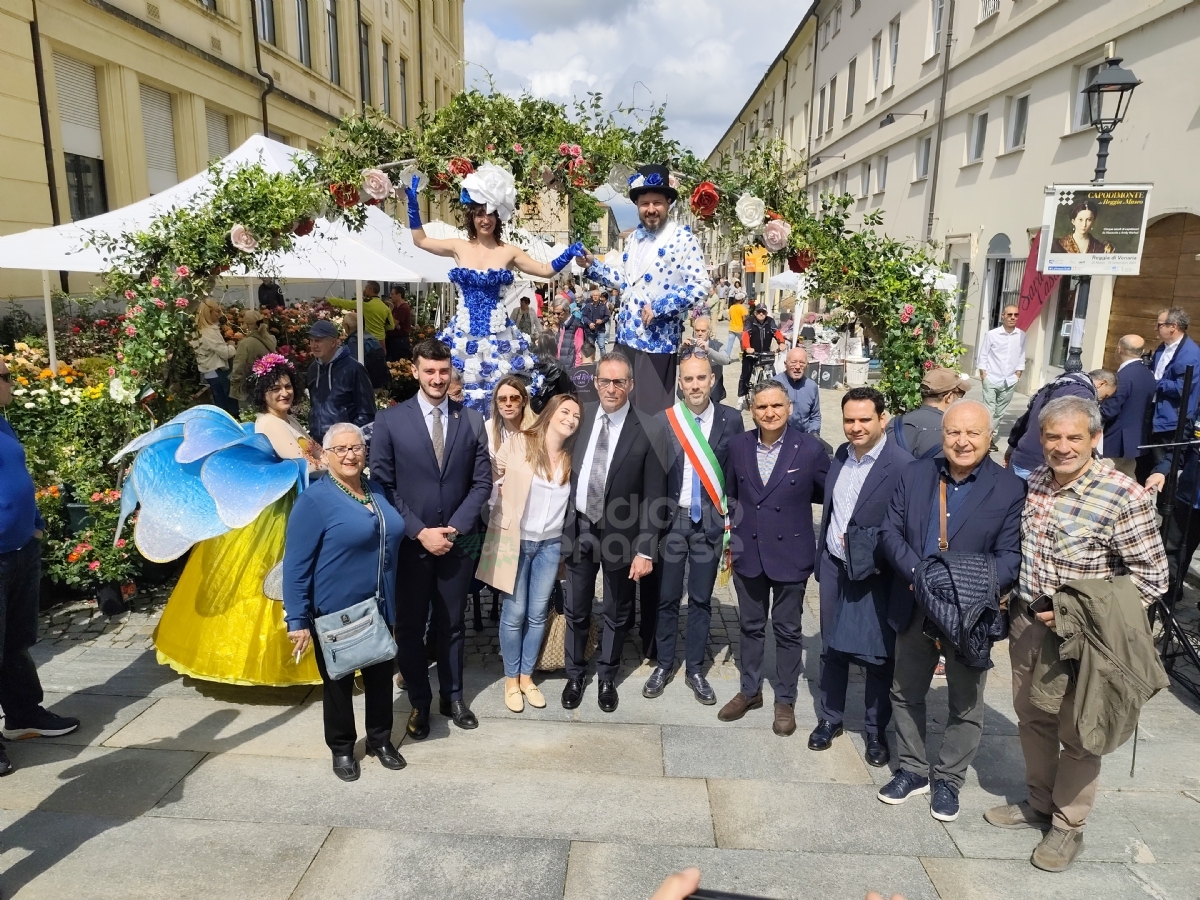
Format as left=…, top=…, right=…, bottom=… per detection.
left=586, top=221, right=712, bottom=354
left=438, top=267, right=540, bottom=413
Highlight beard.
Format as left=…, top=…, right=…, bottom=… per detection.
left=638, top=210, right=668, bottom=233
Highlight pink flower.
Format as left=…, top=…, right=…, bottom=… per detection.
left=116, top=352, right=124, bottom=361
left=486, top=143, right=495, bottom=151
left=559, top=143, right=569, bottom=155
left=124, top=290, right=136, bottom=300
left=152, top=298, right=166, bottom=308
left=108, top=367, right=116, bottom=377
left=175, top=297, right=189, bottom=308
left=360, top=168, right=393, bottom=201
left=91, top=492, right=102, bottom=502
left=932, top=320, right=940, bottom=330
left=924, top=359, right=935, bottom=370
left=899, top=312, right=911, bottom=324
left=762, top=219, right=793, bottom=253
left=88, top=560, right=101, bottom=571
left=569, top=144, right=583, bottom=158
left=116, top=539, right=126, bottom=548
left=513, top=143, right=523, bottom=153
left=913, top=326, right=923, bottom=336
left=902, top=304, right=915, bottom=317
left=125, top=325, right=137, bottom=336
left=176, top=265, right=190, bottom=277
left=230, top=224, right=258, bottom=253
left=150, top=276, right=162, bottom=288
left=130, top=305, right=144, bottom=315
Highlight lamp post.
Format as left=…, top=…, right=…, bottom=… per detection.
left=1062, top=57, right=1141, bottom=374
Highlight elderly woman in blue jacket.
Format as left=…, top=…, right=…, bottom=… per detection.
left=283, top=422, right=405, bottom=782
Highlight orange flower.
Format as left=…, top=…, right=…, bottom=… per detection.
left=63, top=376, right=74, bottom=384
left=68, top=552, right=80, bottom=563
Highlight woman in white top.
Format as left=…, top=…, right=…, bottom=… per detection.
left=191, top=299, right=238, bottom=416
left=476, top=394, right=581, bottom=712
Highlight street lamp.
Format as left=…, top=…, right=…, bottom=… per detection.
left=1062, top=56, right=1141, bottom=374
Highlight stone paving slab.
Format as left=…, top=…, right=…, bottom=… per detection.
left=561, top=842, right=942, bottom=900
left=918, top=857, right=1193, bottom=900
left=39, top=691, right=157, bottom=748
left=0, top=808, right=327, bottom=900
left=707, top=779, right=960, bottom=857
left=290, top=828, right=570, bottom=900
left=0, top=743, right=204, bottom=818
left=661, top=723, right=873, bottom=784
left=149, top=753, right=717, bottom=847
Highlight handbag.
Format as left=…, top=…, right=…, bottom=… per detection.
left=312, top=490, right=398, bottom=680
left=535, top=581, right=601, bottom=671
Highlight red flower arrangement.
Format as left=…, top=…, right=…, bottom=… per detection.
left=690, top=181, right=720, bottom=219
left=293, top=218, right=316, bottom=237
left=788, top=249, right=814, bottom=272
left=448, top=157, right=475, bottom=177
left=330, top=183, right=360, bottom=208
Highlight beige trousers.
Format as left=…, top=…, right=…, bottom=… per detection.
left=1009, top=610, right=1102, bottom=831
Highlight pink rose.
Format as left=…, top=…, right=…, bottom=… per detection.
left=513, top=143, right=523, bottom=153
left=569, top=144, right=583, bottom=158
left=360, top=167, right=393, bottom=201
left=559, top=143, right=569, bottom=155
left=924, top=359, right=935, bottom=370
left=932, top=320, right=940, bottom=330
left=150, top=276, right=162, bottom=288
left=902, top=303, right=915, bottom=317
left=116, top=352, right=124, bottom=361
left=230, top=224, right=258, bottom=253
left=124, top=290, right=136, bottom=300
left=762, top=219, right=793, bottom=253
left=899, top=312, right=911, bottom=324
left=175, top=297, right=189, bottom=308
left=108, top=367, right=116, bottom=377
left=153, top=298, right=166, bottom=308
left=176, top=265, right=190, bottom=277
left=91, top=492, right=101, bottom=502
left=125, top=325, right=137, bottom=336
left=913, top=326, right=923, bottom=336
left=116, top=538, right=126, bottom=548
left=88, top=560, right=100, bottom=571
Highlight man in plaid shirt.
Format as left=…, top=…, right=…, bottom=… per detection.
left=986, top=396, right=1167, bottom=873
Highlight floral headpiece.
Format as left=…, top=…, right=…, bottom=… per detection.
left=251, top=353, right=293, bottom=379
left=626, top=164, right=679, bottom=202
left=459, top=163, right=517, bottom=222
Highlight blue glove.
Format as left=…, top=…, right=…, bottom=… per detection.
left=406, top=176, right=423, bottom=231
left=551, top=241, right=586, bottom=274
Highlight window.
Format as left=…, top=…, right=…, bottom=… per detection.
left=979, top=0, right=1000, bottom=22
left=817, top=86, right=826, bottom=137
left=837, top=169, right=848, bottom=195
left=56, top=53, right=109, bottom=220
left=255, top=0, right=275, bottom=44
left=845, top=58, right=856, bottom=118
left=434, top=75, right=442, bottom=110
left=915, top=134, right=932, bottom=178
left=870, top=33, right=882, bottom=98
left=827, top=76, right=837, bottom=132
left=64, top=153, right=107, bottom=221
left=852, top=0, right=861, bottom=12
left=381, top=41, right=391, bottom=116
left=397, top=56, right=407, bottom=124
left=140, top=84, right=177, bottom=194
left=821, top=17, right=830, bottom=47
left=968, top=111, right=989, bottom=161
left=1074, top=59, right=1103, bottom=130
left=859, top=161, right=871, bottom=198
left=833, top=2, right=842, bottom=34
left=877, top=153, right=888, bottom=191
left=929, top=0, right=946, bottom=56
left=359, top=21, right=371, bottom=104
left=200, top=0, right=216, bottom=10
left=326, top=0, right=340, bottom=85
left=1007, top=93, right=1029, bottom=149
left=296, top=0, right=311, bottom=66
left=888, top=18, right=900, bottom=87
left=206, top=107, right=230, bottom=160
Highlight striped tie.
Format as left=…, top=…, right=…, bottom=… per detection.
left=431, top=407, right=444, bottom=470
left=585, top=414, right=610, bottom=523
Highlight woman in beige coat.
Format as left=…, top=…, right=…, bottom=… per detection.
left=229, top=309, right=278, bottom=403
left=476, top=394, right=581, bottom=712
left=191, top=299, right=237, bottom=415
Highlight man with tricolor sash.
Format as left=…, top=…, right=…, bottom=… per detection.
left=643, top=350, right=744, bottom=705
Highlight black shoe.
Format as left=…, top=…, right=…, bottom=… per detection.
left=685, top=672, right=717, bottom=705
left=406, top=707, right=430, bottom=741
left=865, top=733, right=890, bottom=767
left=807, top=719, right=844, bottom=751
left=0, top=744, right=12, bottom=777
left=597, top=679, right=619, bottom=713
left=332, top=753, right=360, bottom=782
left=642, top=666, right=673, bottom=698
left=440, top=699, right=478, bottom=730
left=561, top=678, right=584, bottom=710
left=2, top=708, right=80, bottom=740
left=366, top=742, right=407, bottom=770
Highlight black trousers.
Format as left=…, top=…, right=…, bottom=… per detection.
left=394, top=539, right=474, bottom=708
left=738, top=354, right=755, bottom=398
left=1137, top=430, right=1175, bottom=484
left=617, top=342, right=677, bottom=416
left=311, top=642, right=394, bottom=756
left=656, top=512, right=720, bottom=676
left=731, top=571, right=806, bottom=705
left=565, top=514, right=639, bottom=681
left=0, top=538, right=44, bottom=723
left=1164, top=500, right=1200, bottom=606
left=819, top=649, right=895, bottom=736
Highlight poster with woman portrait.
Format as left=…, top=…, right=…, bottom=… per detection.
left=1038, top=184, right=1152, bottom=276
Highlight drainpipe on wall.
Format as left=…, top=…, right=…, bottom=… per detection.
left=29, top=0, right=68, bottom=293
left=924, top=0, right=955, bottom=244
left=416, top=0, right=425, bottom=108
left=356, top=0, right=365, bottom=112
left=803, top=19, right=819, bottom=201
left=248, top=0, right=275, bottom=134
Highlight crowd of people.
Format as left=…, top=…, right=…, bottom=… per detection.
left=0, top=159, right=1193, bottom=882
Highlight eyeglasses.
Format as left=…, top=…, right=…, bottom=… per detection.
left=1156, top=321, right=1172, bottom=329
left=594, top=378, right=630, bottom=390
left=1003, top=312, right=1019, bottom=318
left=679, top=346, right=709, bottom=360
left=326, top=444, right=365, bottom=457
left=496, top=394, right=524, bottom=405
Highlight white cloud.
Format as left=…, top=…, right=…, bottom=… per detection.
left=464, top=0, right=814, bottom=158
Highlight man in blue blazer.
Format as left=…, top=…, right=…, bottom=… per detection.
left=811, top=387, right=913, bottom=767
left=1148, top=307, right=1200, bottom=466
left=369, top=339, right=492, bottom=737
left=877, top=399, right=1025, bottom=823
left=1098, top=335, right=1156, bottom=480
left=644, top=349, right=744, bottom=705
left=718, top=381, right=829, bottom=736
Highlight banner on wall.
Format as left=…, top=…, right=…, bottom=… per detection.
left=1038, top=184, right=1153, bottom=276
left=743, top=246, right=769, bottom=273
left=1015, top=230, right=1061, bottom=331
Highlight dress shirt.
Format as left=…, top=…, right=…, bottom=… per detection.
left=755, top=430, right=785, bottom=484
left=826, top=434, right=888, bottom=560
left=978, top=325, right=1027, bottom=387
left=520, top=473, right=571, bottom=541
left=1155, top=336, right=1183, bottom=380
left=416, top=391, right=451, bottom=444
left=574, top=402, right=631, bottom=512
left=922, top=461, right=978, bottom=559
left=676, top=401, right=716, bottom=511
left=1118, top=358, right=1140, bottom=372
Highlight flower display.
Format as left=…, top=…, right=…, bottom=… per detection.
left=330, top=182, right=360, bottom=207
left=763, top=218, right=793, bottom=252
left=251, top=352, right=292, bottom=377
left=293, top=217, right=315, bottom=237
left=448, top=157, right=475, bottom=178
left=735, top=194, right=766, bottom=228
left=230, top=224, right=259, bottom=253
left=690, top=181, right=720, bottom=219
left=361, top=167, right=393, bottom=201
left=460, top=163, right=517, bottom=222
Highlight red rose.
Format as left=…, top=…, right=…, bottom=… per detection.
left=330, top=183, right=359, bottom=207
left=690, top=181, right=719, bottom=219
left=788, top=249, right=814, bottom=272
left=448, top=157, right=475, bottom=177
left=293, top=218, right=315, bottom=237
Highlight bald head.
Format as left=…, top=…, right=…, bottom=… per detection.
left=1117, top=334, right=1145, bottom=359
left=784, top=346, right=808, bottom=379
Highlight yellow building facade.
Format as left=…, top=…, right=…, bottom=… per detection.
left=0, top=0, right=464, bottom=298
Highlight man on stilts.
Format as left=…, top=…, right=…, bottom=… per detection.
left=578, top=164, right=712, bottom=415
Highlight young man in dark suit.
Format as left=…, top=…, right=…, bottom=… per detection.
left=811, top=387, right=913, bottom=766
left=369, top=339, right=492, bottom=737
left=877, top=399, right=1025, bottom=823
left=718, top=381, right=830, bottom=736
left=1098, top=336, right=1156, bottom=480
left=562, top=351, right=668, bottom=713
left=644, top=349, right=744, bottom=705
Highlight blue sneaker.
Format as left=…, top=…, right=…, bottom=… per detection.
left=877, top=769, right=930, bottom=805
left=930, top=779, right=960, bottom=822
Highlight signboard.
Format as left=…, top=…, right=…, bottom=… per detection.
left=743, top=246, right=768, bottom=273
left=1038, top=184, right=1152, bottom=276
left=1014, top=230, right=1061, bottom=331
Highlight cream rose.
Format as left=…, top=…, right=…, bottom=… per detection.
left=361, top=168, right=393, bottom=201
left=230, top=224, right=259, bottom=253
left=736, top=194, right=766, bottom=228
left=763, top=218, right=793, bottom=252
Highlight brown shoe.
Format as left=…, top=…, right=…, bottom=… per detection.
left=1031, top=826, right=1084, bottom=872
left=717, top=692, right=763, bottom=722
left=984, top=800, right=1053, bottom=831
left=772, top=702, right=796, bottom=736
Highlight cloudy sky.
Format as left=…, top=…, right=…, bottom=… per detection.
left=463, top=0, right=814, bottom=159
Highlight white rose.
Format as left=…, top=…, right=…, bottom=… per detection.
left=461, top=163, right=517, bottom=222
left=230, top=224, right=259, bottom=253
left=736, top=194, right=766, bottom=228
left=361, top=168, right=393, bottom=201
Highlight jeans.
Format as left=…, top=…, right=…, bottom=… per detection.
left=499, top=538, right=561, bottom=677
left=1011, top=464, right=1033, bottom=481
left=724, top=330, right=742, bottom=357
left=205, top=370, right=238, bottom=418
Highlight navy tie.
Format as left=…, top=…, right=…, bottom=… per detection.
left=690, top=415, right=703, bottom=523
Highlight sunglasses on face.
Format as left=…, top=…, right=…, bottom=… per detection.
left=679, top=346, right=709, bottom=360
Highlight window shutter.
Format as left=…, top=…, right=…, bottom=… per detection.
left=140, top=84, right=178, bottom=193
left=54, top=53, right=103, bottom=159
left=206, top=107, right=230, bottom=160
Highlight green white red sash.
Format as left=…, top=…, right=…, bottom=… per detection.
left=665, top=402, right=732, bottom=575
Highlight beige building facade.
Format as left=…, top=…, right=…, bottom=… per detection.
left=0, top=0, right=463, bottom=298
left=798, top=0, right=1200, bottom=389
